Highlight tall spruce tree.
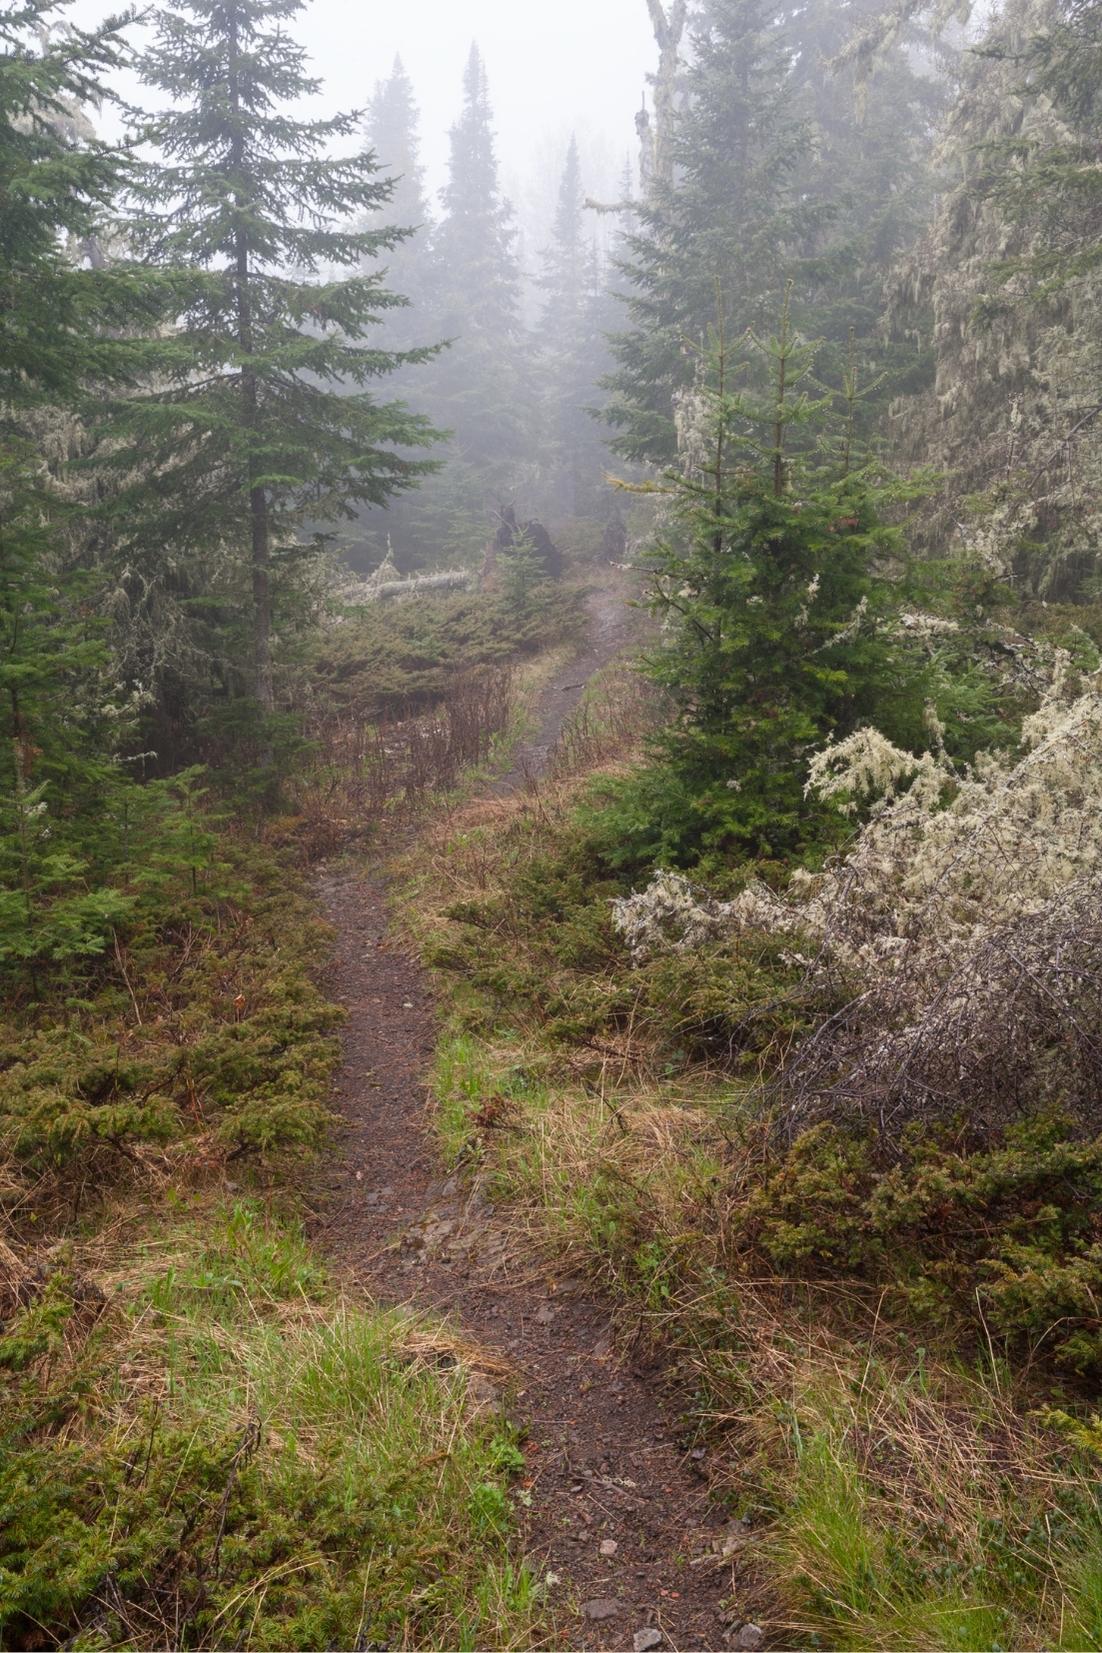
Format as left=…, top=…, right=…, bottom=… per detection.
left=0, top=2, right=182, bottom=977
left=416, top=43, right=529, bottom=562
left=606, top=0, right=941, bottom=466
left=605, top=0, right=817, bottom=465
left=0, top=1, right=167, bottom=402
left=107, top=0, right=438, bottom=751
left=790, top=0, right=946, bottom=396
left=537, top=137, right=613, bottom=518
left=890, top=0, right=1102, bottom=595
left=361, top=56, right=432, bottom=325
left=348, top=55, right=439, bottom=572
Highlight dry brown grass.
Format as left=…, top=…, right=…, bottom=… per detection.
left=285, top=665, right=515, bottom=859
left=548, top=660, right=662, bottom=781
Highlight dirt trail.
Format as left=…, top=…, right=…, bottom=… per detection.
left=491, top=577, right=634, bottom=794
left=313, top=583, right=739, bottom=1653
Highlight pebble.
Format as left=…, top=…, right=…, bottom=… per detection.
left=735, top=1626, right=764, bottom=1651
left=634, top=1631, right=664, bottom=1653
left=599, top=1538, right=619, bottom=1557
left=466, top=1372, right=500, bottom=1415
left=581, top=1599, right=623, bottom=1622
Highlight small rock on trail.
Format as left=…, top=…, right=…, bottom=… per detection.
left=582, top=1599, right=624, bottom=1623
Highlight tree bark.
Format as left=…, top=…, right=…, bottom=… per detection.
left=644, top=0, right=688, bottom=189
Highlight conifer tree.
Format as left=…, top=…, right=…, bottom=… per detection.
left=348, top=56, right=439, bottom=572
left=107, top=0, right=439, bottom=746
left=989, top=1, right=1101, bottom=296
left=0, top=1, right=161, bottom=402
left=606, top=0, right=817, bottom=465
left=361, top=56, right=431, bottom=324
left=416, top=43, right=529, bottom=561
left=890, top=0, right=1102, bottom=595
left=0, top=2, right=180, bottom=976
left=790, top=0, right=946, bottom=394
left=606, top=0, right=941, bottom=466
left=611, top=297, right=927, bottom=864
left=537, top=138, right=613, bottom=518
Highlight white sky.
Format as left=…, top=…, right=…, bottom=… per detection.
left=71, top=0, right=657, bottom=205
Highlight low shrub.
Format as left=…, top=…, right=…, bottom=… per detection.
left=736, top=1117, right=1102, bottom=1377
left=0, top=843, right=341, bottom=1181
left=311, top=585, right=585, bottom=722
left=424, top=802, right=829, bottom=1077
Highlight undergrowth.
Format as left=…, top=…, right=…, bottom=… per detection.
left=400, top=700, right=1102, bottom=1653
left=0, top=1198, right=538, bottom=1650
left=310, top=584, right=586, bottom=720
left=0, top=842, right=339, bottom=1182
left=0, top=824, right=540, bottom=1649
left=278, top=580, right=590, bottom=859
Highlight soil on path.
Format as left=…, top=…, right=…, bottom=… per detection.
left=313, top=582, right=742, bottom=1653
left=490, top=575, right=635, bottom=795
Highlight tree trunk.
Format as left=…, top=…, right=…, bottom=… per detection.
left=227, top=3, right=276, bottom=729
left=10, top=685, right=40, bottom=996
left=248, top=468, right=274, bottom=717
left=644, top=0, right=688, bottom=189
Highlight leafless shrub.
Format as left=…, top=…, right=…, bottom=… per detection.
left=771, top=669, right=1102, bottom=1133
left=782, top=875, right=1102, bottom=1134
left=617, top=662, right=1102, bottom=1139
left=288, top=666, right=513, bottom=857
left=548, top=662, right=660, bottom=781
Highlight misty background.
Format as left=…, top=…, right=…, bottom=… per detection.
left=71, top=0, right=656, bottom=251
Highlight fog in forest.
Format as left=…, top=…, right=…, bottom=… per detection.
left=70, top=0, right=656, bottom=238
left=6, top=4, right=1102, bottom=1643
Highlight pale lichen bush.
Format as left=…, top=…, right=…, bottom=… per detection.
left=616, top=660, right=1102, bottom=1125
left=611, top=868, right=739, bottom=963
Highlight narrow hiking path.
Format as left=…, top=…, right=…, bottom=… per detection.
left=312, top=583, right=740, bottom=1653
left=490, top=576, right=635, bottom=795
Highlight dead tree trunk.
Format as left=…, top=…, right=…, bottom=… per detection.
left=643, top=0, right=688, bottom=190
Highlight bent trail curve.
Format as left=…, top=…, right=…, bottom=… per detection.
left=313, top=582, right=735, bottom=1652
